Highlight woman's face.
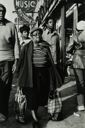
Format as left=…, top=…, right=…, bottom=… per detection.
left=22, top=30, right=28, bottom=39
left=32, top=30, right=42, bottom=43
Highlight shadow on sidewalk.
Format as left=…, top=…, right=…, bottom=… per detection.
left=61, top=95, right=77, bottom=119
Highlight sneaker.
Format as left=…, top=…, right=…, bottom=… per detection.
left=77, top=106, right=85, bottom=111
left=73, top=112, right=80, bottom=117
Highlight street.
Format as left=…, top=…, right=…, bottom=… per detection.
left=0, top=0, right=85, bottom=128
left=0, top=76, right=85, bottom=128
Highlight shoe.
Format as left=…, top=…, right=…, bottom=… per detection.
left=73, top=112, right=80, bottom=117
left=51, top=114, right=58, bottom=121
left=0, top=113, right=7, bottom=123
left=16, top=115, right=26, bottom=124
left=77, top=106, right=85, bottom=111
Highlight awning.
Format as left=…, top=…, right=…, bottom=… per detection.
left=41, top=0, right=83, bottom=26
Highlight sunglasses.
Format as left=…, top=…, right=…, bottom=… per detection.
left=32, top=33, right=41, bottom=37
left=76, top=28, right=83, bottom=32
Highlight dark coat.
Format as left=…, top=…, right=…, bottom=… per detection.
left=16, top=40, right=62, bottom=90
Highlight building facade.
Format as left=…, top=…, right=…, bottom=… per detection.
left=14, top=0, right=85, bottom=77
left=33, top=0, right=85, bottom=76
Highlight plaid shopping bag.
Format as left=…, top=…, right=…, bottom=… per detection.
left=48, top=89, right=62, bottom=118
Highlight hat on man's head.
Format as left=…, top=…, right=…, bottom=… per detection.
left=30, top=27, right=43, bottom=35
left=76, top=20, right=85, bottom=31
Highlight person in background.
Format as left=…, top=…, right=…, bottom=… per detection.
left=0, top=4, right=20, bottom=122
left=66, top=20, right=85, bottom=113
left=42, top=16, right=64, bottom=83
left=19, top=25, right=31, bottom=50
left=12, top=25, right=30, bottom=86
left=16, top=27, right=62, bottom=126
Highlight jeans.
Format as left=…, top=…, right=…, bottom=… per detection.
left=73, top=68, right=85, bottom=107
left=73, top=68, right=85, bottom=94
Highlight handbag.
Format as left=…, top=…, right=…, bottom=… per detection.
left=14, top=87, right=27, bottom=123
left=48, top=89, right=62, bottom=120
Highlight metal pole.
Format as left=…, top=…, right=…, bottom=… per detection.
left=61, top=5, right=66, bottom=77
left=73, top=3, right=78, bottom=35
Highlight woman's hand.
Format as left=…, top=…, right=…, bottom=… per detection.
left=12, top=59, right=18, bottom=73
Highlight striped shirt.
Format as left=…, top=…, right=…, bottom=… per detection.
left=32, top=45, right=49, bottom=67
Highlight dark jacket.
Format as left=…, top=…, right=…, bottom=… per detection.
left=16, top=40, right=62, bottom=90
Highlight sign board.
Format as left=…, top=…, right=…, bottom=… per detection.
left=14, top=0, right=37, bottom=24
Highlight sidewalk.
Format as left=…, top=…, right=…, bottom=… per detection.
left=0, top=76, right=85, bottom=128
left=58, top=76, right=77, bottom=119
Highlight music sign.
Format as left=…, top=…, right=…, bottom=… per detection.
left=14, top=0, right=37, bottom=24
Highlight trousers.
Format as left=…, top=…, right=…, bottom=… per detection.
left=0, top=61, right=13, bottom=116
left=22, top=67, right=50, bottom=110
left=73, top=68, right=85, bottom=94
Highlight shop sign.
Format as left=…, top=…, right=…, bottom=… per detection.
left=14, top=0, right=37, bottom=24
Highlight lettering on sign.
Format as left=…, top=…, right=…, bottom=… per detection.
left=14, top=0, right=37, bottom=24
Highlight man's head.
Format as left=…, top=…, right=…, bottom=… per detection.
left=0, top=4, right=6, bottom=21
left=30, top=27, right=43, bottom=43
left=19, top=25, right=30, bottom=39
left=46, top=17, right=55, bottom=30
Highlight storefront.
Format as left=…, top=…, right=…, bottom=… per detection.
left=34, top=0, right=85, bottom=77
left=34, top=0, right=67, bottom=75
left=14, top=0, right=85, bottom=77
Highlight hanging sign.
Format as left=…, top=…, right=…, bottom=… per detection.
left=14, top=0, right=37, bottom=24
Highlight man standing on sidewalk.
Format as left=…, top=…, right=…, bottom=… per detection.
left=67, top=20, right=85, bottom=112
left=0, top=4, right=20, bottom=122
left=42, top=17, right=63, bottom=83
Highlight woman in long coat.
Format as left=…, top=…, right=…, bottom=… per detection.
left=16, top=27, right=62, bottom=125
